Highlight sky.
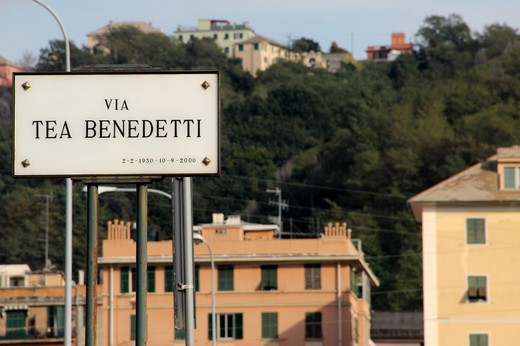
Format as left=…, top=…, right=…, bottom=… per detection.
left=1, top=0, right=519, bottom=65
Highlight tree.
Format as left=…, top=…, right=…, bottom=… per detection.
left=415, top=14, right=475, bottom=74
left=476, top=23, right=520, bottom=60
left=36, top=39, right=100, bottom=71
left=291, top=37, right=321, bottom=52
left=329, top=41, right=349, bottom=54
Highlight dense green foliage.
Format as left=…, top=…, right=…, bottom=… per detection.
left=2, top=15, right=520, bottom=310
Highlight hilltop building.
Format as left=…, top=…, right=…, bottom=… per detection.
left=98, top=214, right=379, bottom=345
left=0, top=265, right=86, bottom=345
left=366, top=33, right=414, bottom=61
left=174, top=19, right=256, bottom=58
left=87, top=21, right=164, bottom=54
left=409, top=145, right=520, bottom=346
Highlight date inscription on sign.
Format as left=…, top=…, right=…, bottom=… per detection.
left=13, top=72, right=219, bottom=177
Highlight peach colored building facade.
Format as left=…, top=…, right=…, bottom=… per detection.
left=0, top=56, right=24, bottom=88
left=98, top=215, right=379, bottom=346
left=0, top=265, right=86, bottom=345
left=409, top=146, right=520, bottom=346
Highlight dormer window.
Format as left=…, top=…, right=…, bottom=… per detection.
left=504, top=167, right=520, bottom=189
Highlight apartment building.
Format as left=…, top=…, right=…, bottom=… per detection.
left=174, top=19, right=256, bottom=57
left=0, top=265, right=86, bottom=345
left=408, top=145, right=520, bottom=346
left=98, top=214, right=379, bottom=346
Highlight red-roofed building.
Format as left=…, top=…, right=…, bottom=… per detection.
left=366, top=33, right=414, bottom=61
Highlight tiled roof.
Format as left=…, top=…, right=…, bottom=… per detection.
left=408, top=146, right=520, bottom=221
left=237, top=34, right=287, bottom=48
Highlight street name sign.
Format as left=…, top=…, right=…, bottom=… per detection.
left=13, top=71, right=219, bottom=177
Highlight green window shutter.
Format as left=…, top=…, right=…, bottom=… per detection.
left=121, top=267, right=129, bottom=293
left=7, top=310, right=26, bottom=336
left=218, top=265, right=234, bottom=291
left=47, top=306, right=65, bottom=337
left=234, top=313, right=243, bottom=339
left=174, top=328, right=186, bottom=340
left=504, top=167, right=516, bottom=188
left=130, top=315, right=136, bottom=341
left=208, top=313, right=213, bottom=340
left=262, top=312, right=278, bottom=339
left=165, top=266, right=173, bottom=292
left=470, top=334, right=488, bottom=346
left=467, top=218, right=485, bottom=244
left=261, top=265, right=277, bottom=290
left=148, top=266, right=156, bottom=293
left=195, top=266, right=200, bottom=291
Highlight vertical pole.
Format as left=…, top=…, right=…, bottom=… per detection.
left=136, top=184, right=148, bottom=346
left=183, top=178, right=195, bottom=346
left=173, top=178, right=186, bottom=330
left=29, top=4, right=72, bottom=345
left=208, top=243, right=216, bottom=346
left=86, top=184, right=98, bottom=346
left=65, top=179, right=73, bottom=344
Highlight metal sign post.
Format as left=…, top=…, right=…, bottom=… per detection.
left=182, top=178, right=196, bottom=346
left=136, top=184, right=148, bottom=345
left=173, top=178, right=186, bottom=330
left=86, top=185, right=98, bottom=346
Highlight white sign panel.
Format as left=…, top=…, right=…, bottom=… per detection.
left=13, top=72, right=219, bottom=177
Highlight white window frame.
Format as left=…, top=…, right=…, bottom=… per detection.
left=503, top=166, right=520, bottom=189
left=465, top=217, right=487, bottom=245
left=218, top=313, right=238, bottom=340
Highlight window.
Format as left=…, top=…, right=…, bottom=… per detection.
left=470, top=333, right=488, bottom=346
left=209, top=313, right=243, bottom=340
left=165, top=266, right=173, bottom=292
left=47, top=306, right=64, bottom=337
left=504, top=167, right=520, bottom=189
left=305, top=312, right=322, bottom=339
left=467, top=218, right=486, bottom=244
left=261, top=265, right=277, bottom=290
left=148, top=266, right=155, bottom=293
left=262, top=312, right=278, bottom=339
left=254, top=43, right=259, bottom=50
left=233, top=33, right=243, bottom=39
left=9, top=276, right=25, bottom=287
left=305, top=264, right=321, bottom=289
left=6, top=310, right=26, bottom=337
left=213, top=34, right=218, bottom=40
left=238, top=44, right=244, bottom=51
left=120, top=267, right=136, bottom=293
left=468, top=275, right=487, bottom=302
left=224, top=33, right=229, bottom=40
left=218, top=265, right=234, bottom=291
left=130, top=314, right=136, bottom=341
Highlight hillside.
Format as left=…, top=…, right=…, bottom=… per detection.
left=1, top=14, right=520, bottom=310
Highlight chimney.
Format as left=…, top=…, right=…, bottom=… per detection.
left=107, top=219, right=132, bottom=240
left=226, top=215, right=241, bottom=225
left=212, top=213, right=225, bottom=224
